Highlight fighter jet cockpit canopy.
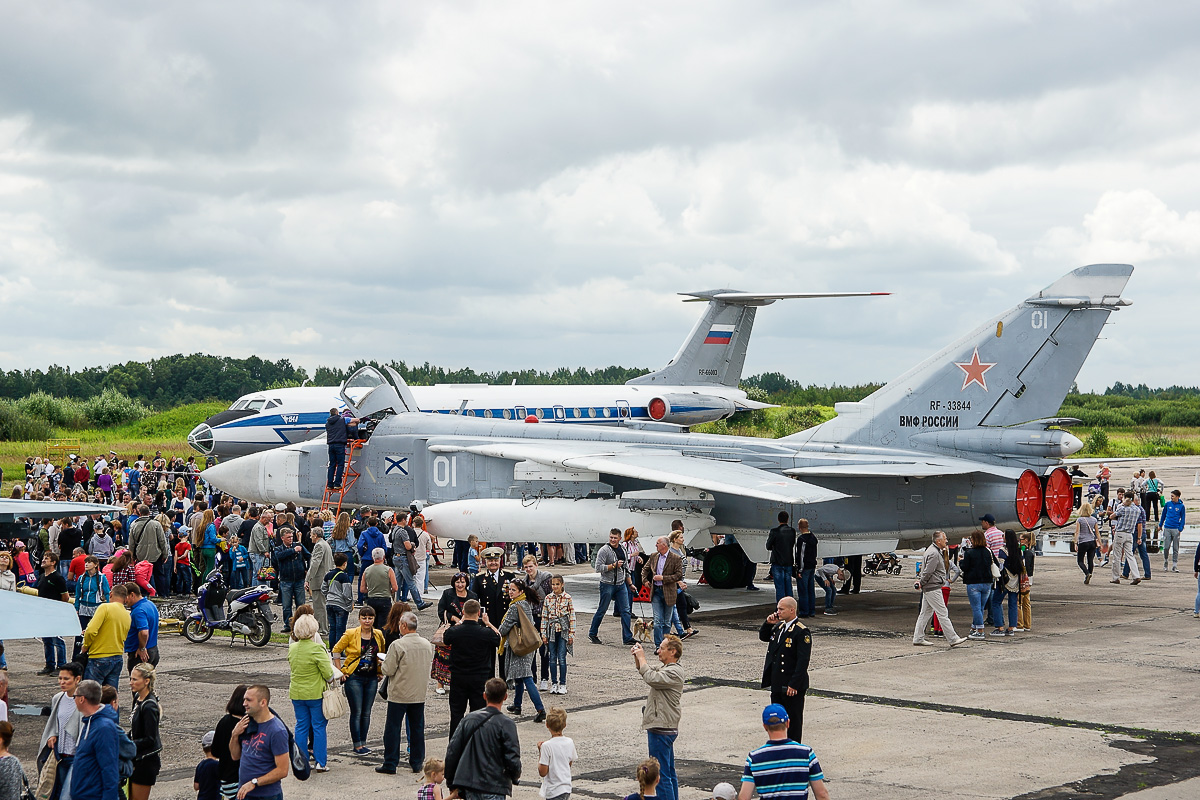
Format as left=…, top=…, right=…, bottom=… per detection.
left=339, top=365, right=420, bottom=435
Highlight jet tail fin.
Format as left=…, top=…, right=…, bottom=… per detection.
left=627, top=290, right=888, bottom=388
left=789, top=264, right=1133, bottom=452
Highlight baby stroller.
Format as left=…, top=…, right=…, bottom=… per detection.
left=864, top=552, right=901, bottom=576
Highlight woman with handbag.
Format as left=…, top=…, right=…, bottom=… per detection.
left=497, top=579, right=546, bottom=723
left=332, top=606, right=386, bottom=756
left=288, top=613, right=334, bottom=773
left=989, top=530, right=1025, bottom=637
left=959, top=530, right=994, bottom=640
left=1017, top=532, right=1036, bottom=631
left=667, top=531, right=697, bottom=640
left=433, top=573, right=476, bottom=695
left=128, top=663, right=162, bottom=800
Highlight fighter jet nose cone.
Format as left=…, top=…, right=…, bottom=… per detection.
left=202, top=454, right=262, bottom=500
left=1061, top=432, right=1084, bottom=457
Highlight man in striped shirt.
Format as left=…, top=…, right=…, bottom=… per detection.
left=739, top=704, right=829, bottom=800
left=1111, top=494, right=1144, bottom=585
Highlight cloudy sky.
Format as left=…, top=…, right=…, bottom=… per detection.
left=1, top=2, right=1196, bottom=392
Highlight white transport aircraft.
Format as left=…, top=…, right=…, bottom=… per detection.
left=188, top=289, right=887, bottom=460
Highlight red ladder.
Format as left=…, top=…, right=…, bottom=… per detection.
left=320, top=439, right=365, bottom=517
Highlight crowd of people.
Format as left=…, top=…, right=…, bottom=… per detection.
left=5, top=449, right=1195, bottom=800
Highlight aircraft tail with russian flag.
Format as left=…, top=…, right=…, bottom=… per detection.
left=628, top=289, right=889, bottom=388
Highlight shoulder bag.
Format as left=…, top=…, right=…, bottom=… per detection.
left=508, top=604, right=543, bottom=657
left=322, top=679, right=349, bottom=719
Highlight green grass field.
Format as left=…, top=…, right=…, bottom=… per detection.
left=0, top=401, right=224, bottom=483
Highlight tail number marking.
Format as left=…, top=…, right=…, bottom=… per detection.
left=1031, top=310, right=1048, bottom=329
left=433, top=456, right=458, bottom=487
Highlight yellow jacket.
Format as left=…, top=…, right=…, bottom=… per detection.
left=331, top=626, right=385, bottom=677
left=83, top=601, right=132, bottom=659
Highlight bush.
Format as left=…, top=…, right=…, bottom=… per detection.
left=81, top=389, right=150, bottom=427
left=1161, top=408, right=1200, bottom=427
left=1082, top=429, right=1110, bottom=456
left=772, top=406, right=824, bottom=438
left=0, top=401, right=52, bottom=441
left=1065, top=408, right=1136, bottom=428
left=15, top=391, right=86, bottom=428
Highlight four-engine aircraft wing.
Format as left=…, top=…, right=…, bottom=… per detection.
left=427, top=441, right=849, bottom=505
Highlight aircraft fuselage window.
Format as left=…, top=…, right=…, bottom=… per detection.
left=535, top=408, right=545, bottom=419
left=246, top=399, right=266, bottom=412
left=484, top=409, right=493, bottom=418
left=231, top=400, right=249, bottom=411
left=554, top=407, right=566, bottom=420
left=503, top=409, right=512, bottom=420
left=572, top=408, right=581, bottom=419
left=602, top=407, right=612, bottom=418
left=465, top=409, right=475, bottom=417
left=588, top=408, right=597, bottom=418
left=265, top=399, right=281, bottom=409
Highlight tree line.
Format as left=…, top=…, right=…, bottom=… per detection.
left=1, top=354, right=1197, bottom=422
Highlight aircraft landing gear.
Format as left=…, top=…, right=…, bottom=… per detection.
left=703, top=543, right=755, bottom=590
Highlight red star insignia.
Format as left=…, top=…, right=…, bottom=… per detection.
left=954, top=347, right=996, bottom=391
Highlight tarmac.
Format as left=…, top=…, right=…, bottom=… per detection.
left=3, top=455, right=1198, bottom=800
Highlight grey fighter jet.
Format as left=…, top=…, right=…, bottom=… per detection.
left=202, top=265, right=1132, bottom=587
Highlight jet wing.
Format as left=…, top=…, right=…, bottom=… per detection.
left=0, top=499, right=125, bottom=522
left=0, top=591, right=83, bottom=638
left=428, top=442, right=848, bottom=505
left=784, top=457, right=1020, bottom=479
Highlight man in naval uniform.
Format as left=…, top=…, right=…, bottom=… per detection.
left=470, top=546, right=516, bottom=676
left=758, top=596, right=811, bottom=743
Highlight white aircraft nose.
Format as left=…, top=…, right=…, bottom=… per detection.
left=201, top=454, right=264, bottom=501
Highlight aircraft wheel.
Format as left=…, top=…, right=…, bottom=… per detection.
left=703, top=544, right=746, bottom=590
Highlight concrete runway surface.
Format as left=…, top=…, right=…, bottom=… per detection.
left=3, top=455, right=1198, bottom=800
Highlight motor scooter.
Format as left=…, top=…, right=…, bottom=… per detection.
left=182, top=569, right=274, bottom=647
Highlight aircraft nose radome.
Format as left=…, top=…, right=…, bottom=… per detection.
left=1061, top=433, right=1084, bottom=457
left=187, top=423, right=214, bottom=455
left=201, top=454, right=263, bottom=501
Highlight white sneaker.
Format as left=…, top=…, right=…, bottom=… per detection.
left=557, top=684, right=566, bottom=696
left=548, top=684, right=558, bottom=694
left=539, top=679, right=548, bottom=691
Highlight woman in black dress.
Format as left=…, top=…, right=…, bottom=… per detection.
left=433, top=573, right=477, bottom=694
left=210, top=685, right=247, bottom=800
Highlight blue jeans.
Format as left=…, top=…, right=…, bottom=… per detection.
left=797, top=569, right=816, bottom=616
left=174, top=562, right=193, bottom=594
left=821, top=579, right=836, bottom=611
left=464, top=793, right=506, bottom=800
left=327, top=443, right=346, bottom=488
left=232, top=566, right=252, bottom=590
left=84, top=655, right=123, bottom=689
left=393, top=561, right=423, bottom=606
left=990, top=587, right=1018, bottom=628
left=293, top=698, right=328, bottom=766
left=512, top=676, right=544, bottom=712
left=249, top=553, right=266, bottom=581
left=154, top=559, right=171, bottom=596
left=546, top=633, right=569, bottom=684
left=966, top=584, right=992, bottom=629
left=770, top=565, right=794, bottom=601
left=344, top=673, right=378, bottom=747
left=1194, top=574, right=1200, bottom=614
left=647, top=730, right=678, bottom=800
left=281, top=579, right=304, bottom=629
left=328, top=607, right=349, bottom=646
left=383, top=701, right=425, bottom=771
left=43, top=636, right=65, bottom=669
left=590, top=582, right=633, bottom=642
left=651, top=587, right=671, bottom=648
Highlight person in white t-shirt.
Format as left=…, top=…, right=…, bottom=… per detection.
left=538, top=707, right=577, bottom=800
